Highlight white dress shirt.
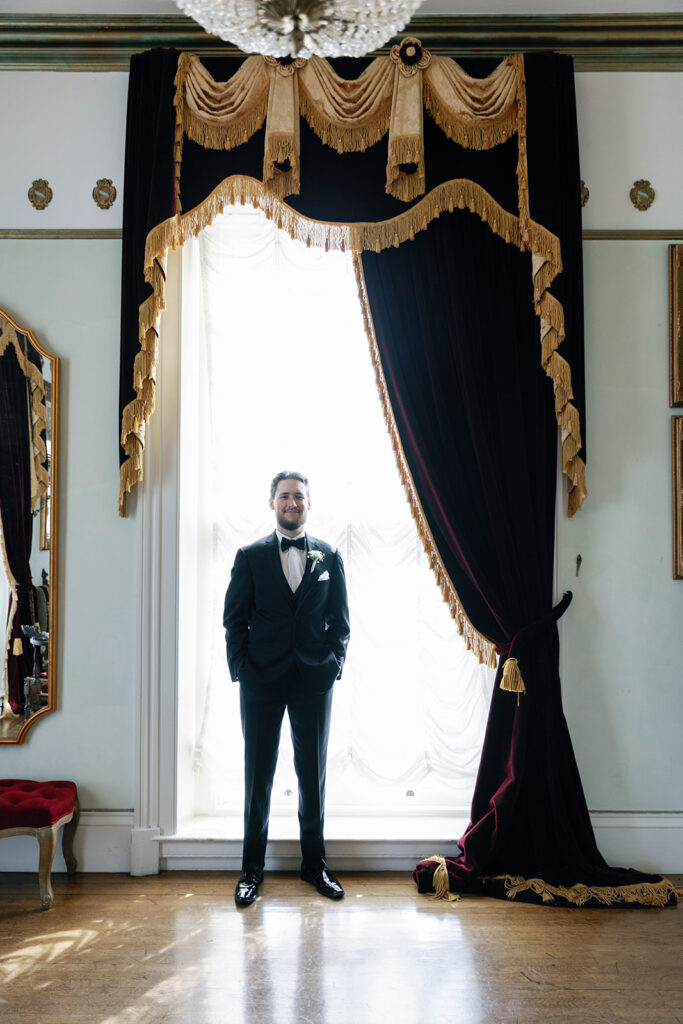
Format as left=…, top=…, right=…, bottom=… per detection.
left=275, top=529, right=307, bottom=592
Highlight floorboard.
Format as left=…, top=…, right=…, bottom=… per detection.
left=0, top=872, right=681, bottom=1024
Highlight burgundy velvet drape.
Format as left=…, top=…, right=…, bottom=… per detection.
left=0, top=340, right=35, bottom=713
left=362, top=213, right=666, bottom=902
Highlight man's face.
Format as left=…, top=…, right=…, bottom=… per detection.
left=270, top=478, right=310, bottom=535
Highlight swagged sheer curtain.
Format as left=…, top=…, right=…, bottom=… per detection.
left=180, top=206, right=495, bottom=816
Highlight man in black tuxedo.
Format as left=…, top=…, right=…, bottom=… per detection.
left=223, top=471, right=350, bottom=906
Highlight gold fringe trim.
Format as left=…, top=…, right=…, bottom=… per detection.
left=526, top=218, right=586, bottom=516
left=353, top=248, right=497, bottom=668
left=488, top=873, right=679, bottom=908
left=499, top=656, right=526, bottom=704
left=183, top=101, right=268, bottom=153
left=299, top=89, right=391, bottom=153
left=386, top=135, right=425, bottom=203
left=173, top=53, right=190, bottom=214
left=0, top=320, right=49, bottom=510
left=119, top=174, right=587, bottom=521
left=513, top=54, right=530, bottom=242
left=263, top=131, right=300, bottom=199
left=298, top=57, right=393, bottom=154
left=423, top=61, right=518, bottom=152
left=423, top=856, right=461, bottom=902
left=349, top=178, right=523, bottom=254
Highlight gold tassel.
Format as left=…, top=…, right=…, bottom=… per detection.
left=425, top=855, right=461, bottom=902
left=500, top=656, right=525, bottom=704
left=12, top=638, right=23, bottom=656
left=490, top=873, right=679, bottom=908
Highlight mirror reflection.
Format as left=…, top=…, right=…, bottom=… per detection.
left=0, top=307, right=58, bottom=743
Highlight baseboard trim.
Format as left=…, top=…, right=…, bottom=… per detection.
left=590, top=812, right=683, bottom=874
left=158, top=812, right=683, bottom=874
left=0, top=811, right=678, bottom=874
left=0, top=810, right=134, bottom=873
left=158, top=836, right=463, bottom=873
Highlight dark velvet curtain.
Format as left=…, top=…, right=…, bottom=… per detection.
left=119, top=47, right=179, bottom=463
left=119, top=49, right=674, bottom=904
left=0, top=341, right=35, bottom=713
left=363, top=211, right=667, bottom=903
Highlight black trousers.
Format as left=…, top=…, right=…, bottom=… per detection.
left=239, top=669, right=334, bottom=875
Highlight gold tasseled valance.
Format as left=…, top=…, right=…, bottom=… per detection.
left=120, top=43, right=587, bottom=547
left=174, top=43, right=522, bottom=205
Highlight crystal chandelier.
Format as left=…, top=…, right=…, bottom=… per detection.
left=175, top=0, right=425, bottom=59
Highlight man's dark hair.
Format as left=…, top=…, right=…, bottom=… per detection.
left=270, top=471, right=310, bottom=500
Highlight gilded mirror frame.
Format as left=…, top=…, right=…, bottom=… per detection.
left=0, top=307, right=59, bottom=743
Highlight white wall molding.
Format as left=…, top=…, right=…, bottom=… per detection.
left=158, top=836, right=464, bottom=873
left=0, top=813, right=677, bottom=876
left=590, top=813, right=683, bottom=874
left=131, top=249, right=184, bottom=876
left=156, top=813, right=683, bottom=874
left=0, top=811, right=134, bottom=873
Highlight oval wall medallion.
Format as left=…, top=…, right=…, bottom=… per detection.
left=92, top=178, right=117, bottom=209
left=580, top=179, right=589, bottom=207
left=630, top=179, right=655, bottom=211
left=28, top=179, right=53, bottom=210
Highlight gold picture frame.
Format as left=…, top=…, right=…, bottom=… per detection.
left=673, top=416, right=683, bottom=580
left=670, top=244, right=683, bottom=407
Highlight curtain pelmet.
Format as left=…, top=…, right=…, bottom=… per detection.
left=119, top=48, right=586, bottom=520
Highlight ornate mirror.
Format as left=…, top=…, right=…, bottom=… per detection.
left=0, top=307, right=59, bottom=743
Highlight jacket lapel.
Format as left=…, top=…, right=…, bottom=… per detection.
left=266, top=531, right=295, bottom=604
left=295, top=534, right=320, bottom=606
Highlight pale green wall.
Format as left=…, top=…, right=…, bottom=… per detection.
left=0, top=239, right=138, bottom=809
left=559, top=240, right=683, bottom=812
left=0, top=70, right=681, bottom=822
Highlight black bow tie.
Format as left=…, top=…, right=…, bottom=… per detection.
left=281, top=536, right=306, bottom=552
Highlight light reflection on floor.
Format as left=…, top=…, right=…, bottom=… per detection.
left=1, top=873, right=681, bottom=1024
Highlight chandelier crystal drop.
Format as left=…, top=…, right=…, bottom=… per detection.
left=176, top=0, right=425, bottom=58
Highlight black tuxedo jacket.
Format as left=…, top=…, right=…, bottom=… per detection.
left=223, top=532, right=350, bottom=691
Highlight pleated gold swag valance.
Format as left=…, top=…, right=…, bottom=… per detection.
left=174, top=41, right=520, bottom=205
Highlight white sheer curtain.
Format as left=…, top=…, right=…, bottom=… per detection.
left=178, top=205, right=494, bottom=820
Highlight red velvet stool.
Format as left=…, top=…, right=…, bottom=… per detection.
left=0, top=780, right=80, bottom=909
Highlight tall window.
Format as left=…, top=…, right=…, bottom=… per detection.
left=178, top=206, right=494, bottom=823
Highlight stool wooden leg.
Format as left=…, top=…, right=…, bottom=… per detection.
left=62, top=797, right=80, bottom=875
left=37, top=825, right=58, bottom=910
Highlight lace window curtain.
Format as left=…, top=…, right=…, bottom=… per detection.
left=179, top=205, right=495, bottom=817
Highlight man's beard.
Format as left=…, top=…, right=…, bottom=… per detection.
left=276, top=509, right=306, bottom=533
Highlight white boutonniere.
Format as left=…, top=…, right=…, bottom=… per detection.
left=307, top=550, right=325, bottom=574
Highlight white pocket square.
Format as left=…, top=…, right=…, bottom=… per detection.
left=317, top=570, right=330, bottom=581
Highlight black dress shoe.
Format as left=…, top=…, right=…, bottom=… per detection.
left=235, top=871, right=262, bottom=906
left=300, top=865, right=345, bottom=900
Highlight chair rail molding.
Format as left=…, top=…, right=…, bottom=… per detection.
left=1, top=14, right=682, bottom=71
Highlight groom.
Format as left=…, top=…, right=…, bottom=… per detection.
left=223, top=471, right=351, bottom=906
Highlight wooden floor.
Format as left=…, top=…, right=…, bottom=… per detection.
left=0, top=872, right=681, bottom=1024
